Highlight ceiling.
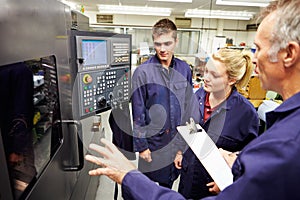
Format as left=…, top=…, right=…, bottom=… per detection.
left=67, top=0, right=268, bottom=17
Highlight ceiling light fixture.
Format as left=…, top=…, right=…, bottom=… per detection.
left=148, top=0, right=192, bottom=3
left=185, top=9, right=255, bottom=20
left=98, top=5, right=172, bottom=16
left=216, top=0, right=271, bottom=7
left=59, top=0, right=77, bottom=10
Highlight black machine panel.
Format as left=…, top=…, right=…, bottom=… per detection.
left=0, top=56, right=65, bottom=199
left=70, top=30, right=131, bottom=118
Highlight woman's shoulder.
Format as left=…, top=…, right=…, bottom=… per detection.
left=230, top=90, right=256, bottom=111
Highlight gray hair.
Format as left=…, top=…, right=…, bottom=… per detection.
left=261, top=0, right=300, bottom=62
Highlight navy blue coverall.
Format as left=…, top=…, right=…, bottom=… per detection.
left=178, top=87, right=259, bottom=199
left=121, top=91, right=300, bottom=200
left=131, top=54, right=192, bottom=188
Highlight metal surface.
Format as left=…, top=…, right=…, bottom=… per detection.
left=0, top=0, right=69, bottom=67
left=0, top=0, right=88, bottom=199
left=0, top=0, right=132, bottom=199
left=0, top=129, right=14, bottom=200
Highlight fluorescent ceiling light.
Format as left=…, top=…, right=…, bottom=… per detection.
left=59, top=0, right=77, bottom=10
left=98, top=5, right=172, bottom=16
left=216, top=0, right=271, bottom=7
left=185, top=9, right=255, bottom=20
left=148, top=0, right=192, bottom=2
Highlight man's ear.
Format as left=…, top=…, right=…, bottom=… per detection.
left=175, top=37, right=179, bottom=45
left=283, top=41, right=300, bottom=67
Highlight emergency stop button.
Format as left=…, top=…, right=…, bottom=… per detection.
left=83, top=74, right=93, bottom=84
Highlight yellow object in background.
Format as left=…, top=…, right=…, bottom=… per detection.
left=238, top=76, right=267, bottom=108
left=33, top=111, right=41, bottom=125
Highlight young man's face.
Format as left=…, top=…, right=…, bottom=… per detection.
left=153, top=31, right=177, bottom=66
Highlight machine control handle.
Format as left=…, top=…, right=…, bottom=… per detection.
left=54, top=120, right=84, bottom=171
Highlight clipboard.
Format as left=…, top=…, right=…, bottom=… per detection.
left=177, top=124, right=233, bottom=190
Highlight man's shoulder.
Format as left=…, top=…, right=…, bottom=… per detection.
left=173, top=58, right=191, bottom=75
left=135, top=62, right=160, bottom=73
left=142, top=55, right=159, bottom=65
left=174, top=57, right=189, bottom=66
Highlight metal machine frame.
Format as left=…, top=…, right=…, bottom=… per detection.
left=0, top=0, right=131, bottom=199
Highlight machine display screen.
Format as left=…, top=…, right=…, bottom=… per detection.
left=81, top=39, right=107, bottom=66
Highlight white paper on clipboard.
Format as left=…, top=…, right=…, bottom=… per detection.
left=177, top=124, right=233, bottom=190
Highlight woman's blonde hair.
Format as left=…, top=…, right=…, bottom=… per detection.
left=212, top=48, right=253, bottom=90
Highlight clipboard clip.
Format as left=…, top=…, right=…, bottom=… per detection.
left=186, top=118, right=202, bottom=134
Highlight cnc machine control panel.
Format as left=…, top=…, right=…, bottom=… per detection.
left=79, top=67, right=130, bottom=116
left=70, top=30, right=131, bottom=118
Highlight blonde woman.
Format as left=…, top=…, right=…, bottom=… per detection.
left=176, top=48, right=259, bottom=199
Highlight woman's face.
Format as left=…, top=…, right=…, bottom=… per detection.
left=203, top=58, right=233, bottom=94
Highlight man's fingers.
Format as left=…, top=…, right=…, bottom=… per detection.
left=175, top=163, right=182, bottom=169
left=140, top=155, right=152, bottom=162
left=144, top=154, right=152, bottom=162
left=88, top=168, right=105, bottom=176
left=85, top=155, right=107, bottom=167
left=100, top=138, right=119, bottom=153
left=88, top=143, right=111, bottom=159
left=88, top=167, right=112, bottom=176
